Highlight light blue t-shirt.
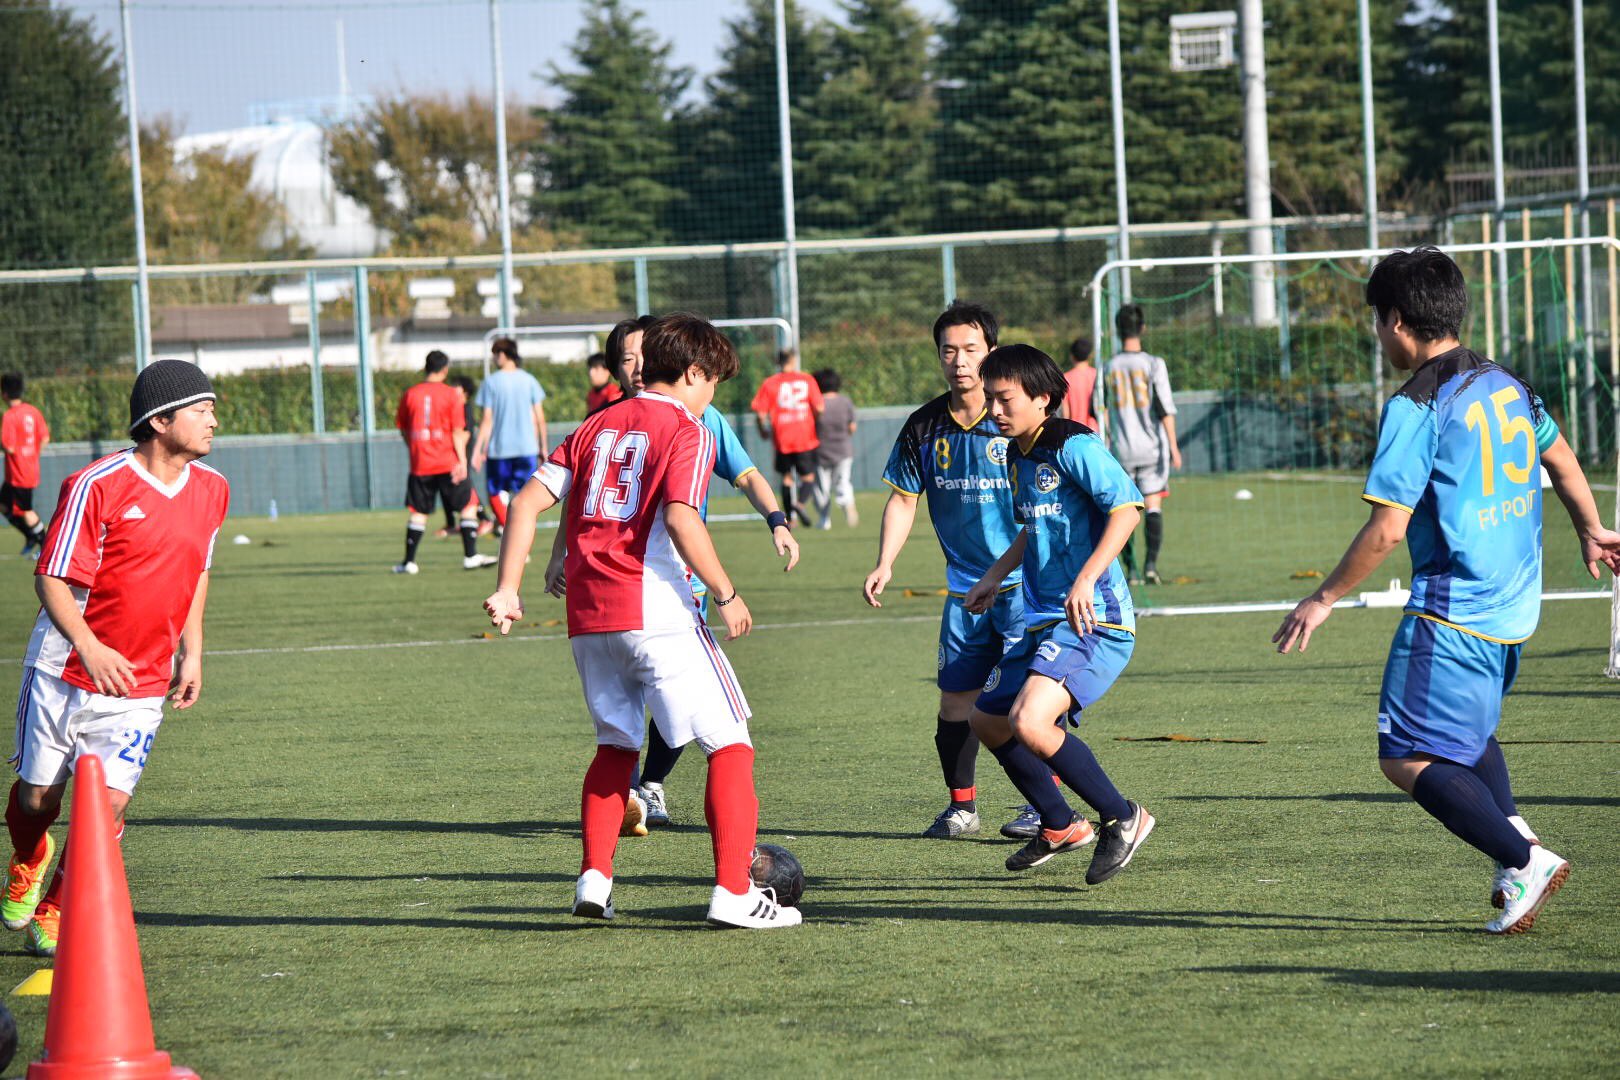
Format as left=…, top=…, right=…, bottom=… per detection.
left=475, top=368, right=547, bottom=458
left=690, top=407, right=761, bottom=602
left=1009, top=419, right=1143, bottom=631
left=1363, top=347, right=1559, bottom=644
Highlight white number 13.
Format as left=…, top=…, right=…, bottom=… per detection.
left=583, top=429, right=650, bottom=520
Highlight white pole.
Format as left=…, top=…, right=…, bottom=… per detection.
left=489, top=0, right=516, bottom=330
left=1107, top=0, right=1131, bottom=302
left=336, top=19, right=350, bottom=105
left=1487, top=0, right=1511, bottom=358
left=773, top=0, right=801, bottom=345
left=1357, top=0, right=1382, bottom=407
left=1240, top=0, right=1276, bottom=326
left=1574, top=0, right=1597, bottom=454
left=119, top=0, right=152, bottom=369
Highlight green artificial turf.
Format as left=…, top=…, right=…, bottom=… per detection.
left=0, top=484, right=1615, bottom=1078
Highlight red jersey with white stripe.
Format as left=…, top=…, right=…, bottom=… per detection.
left=537, top=391, right=716, bottom=636
left=751, top=371, right=823, bottom=454
left=2, top=402, right=49, bottom=488
left=27, top=450, right=230, bottom=697
left=395, top=381, right=464, bottom=476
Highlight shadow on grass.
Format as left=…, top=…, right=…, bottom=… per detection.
left=137, top=816, right=922, bottom=842
left=1172, top=793, right=1620, bottom=807
left=1191, top=965, right=1620, bottom=994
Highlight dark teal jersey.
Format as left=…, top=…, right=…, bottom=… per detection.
left=882, top=394, right=1022, bottom=594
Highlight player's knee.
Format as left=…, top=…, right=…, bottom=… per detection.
left=939, top=691, right=976, bottom=724
left=1379, top=756, right=1421, bottom=794
left=968, top=710, right=1010, bottom=747
left=16, top=783, right=61, bottom=817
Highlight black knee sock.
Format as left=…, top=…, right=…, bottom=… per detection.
left=404, top=523, right=424, bottom=565
left=1410, top=761, right=1531, bottom=869
left=1120, top=533, right=1137, bottom=578
left=459, top=519, right=479, bottom=558
left=6, top=514, right=29, bottom=539
left=780, top=479, right=795, bottom=519
left=1144, top=509, right=1163, bottom=568
left=1469, top=737, right=1518, bottom=817
left=934, top=716, right=978, bottom=809
left=1045, top=733, right=1131, bottom=823
left=30, top=521, right=45, bottom=544
left=988, top=740, right=1074, bottom=831
left=642, top=722, right=684, bottom=785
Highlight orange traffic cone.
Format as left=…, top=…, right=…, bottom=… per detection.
left=28, top=754, right=196, bottom=1079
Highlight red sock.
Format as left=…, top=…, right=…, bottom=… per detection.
left=5, top=782, right=56, bottom=863
left=580, top=746, right=637, bottom=876
left=490, top=490, right=510, bottom=527
left=704, top=745, right=758, bottom=894
left=37, top=816, right=121, bottom=915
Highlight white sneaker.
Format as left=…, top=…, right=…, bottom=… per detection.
left=640, top=782, right=671, bottom=826
left=1491, top=817, right=1540, bottom=908
left=706, top=883, right=802, bottom=930
left=619, top=789, right=648, bottom=838
left=1487, top=845, right=1569, bottom=935
left=573, top=869, right=614, bottom=919
left=392, top=561, right=419, bottom=575
left=462, top=554, right=498, bottom=570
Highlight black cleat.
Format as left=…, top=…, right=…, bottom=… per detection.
left=1085, top=801, right=1155, bottom=884
left=1005, top=817, right=1094, bottom=871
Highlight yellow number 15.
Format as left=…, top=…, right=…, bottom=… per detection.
left=1464, top=386, right=1534, bottom=497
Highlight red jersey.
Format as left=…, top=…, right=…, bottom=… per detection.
left=395, top=381, right=464, bottom=476
left=1063, top=366, right=1098, bottom=429
left=538, top=391, right=716, bottom=636
left=28, top=450, right=230, bottom=698
left=751, top=371, right=823, bottom=455
left=585, top=383, right=624, bottom=415
left=2, top=402, right=49, bottom=488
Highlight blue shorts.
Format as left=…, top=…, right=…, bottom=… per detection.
left=976, top=620, right=1135, bottom=719
left=486, top=455, right=539, bottom=497
left=937, top=590, right=1025, bottom=694
left=1378, top=615, right=1521, bottom=766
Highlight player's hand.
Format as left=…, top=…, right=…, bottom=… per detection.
left=718, top=595, right=752, bottom=640
left=1170, top=445, right=1183, bottom=471
left=451, top=461, right=468, bottom=484
left=79, top=639, right=136, bottom=697
left=484, top=587, right=524, bottom=636
left=168, top=655, right=202, bottom=710
left=1065, top=575, right=1099, bottom=634
left=1578, top=526, right=1620, bottom=579
left=963, top=577, right=999, bottom=615
left=772, top=525, right=800, bottom=573
left=472, top=450, right=487, bottom=471
left=543, top=553, right=567, bottom=597
left=1273, top=595, right=1333, bottom=654
left=863, top=565, right=892, bottom=608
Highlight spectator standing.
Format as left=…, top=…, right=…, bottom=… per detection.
left=472, top=337, right=548, bottom=529
left=812, top=369, right=858, bottom=529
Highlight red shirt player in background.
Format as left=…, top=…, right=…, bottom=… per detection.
left=751, top=347, right=824, bottom=528
left=1059, top=336, right=1098, bottom=429
left=584, top=351, right=623, bottom=415
left=4, top=359, right=229, bottom=957
left=1, top=372, right=50, bottom=558
left=484, top=312, right=802, bottom=930
left=393, top=350, right=497, bottom=575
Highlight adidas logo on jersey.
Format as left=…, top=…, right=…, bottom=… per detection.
left=122, top=505, right=147, bottom=520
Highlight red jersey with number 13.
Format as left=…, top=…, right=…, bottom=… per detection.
left=537, top=391, right=716, bottom=636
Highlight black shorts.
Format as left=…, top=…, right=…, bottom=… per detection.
left=774, top=450, right=818, bottom=478
left=1, top=483, right=34, bottom=516
left=405, top=473, right=475, bottom=517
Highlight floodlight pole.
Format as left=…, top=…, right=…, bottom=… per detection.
left=1240, top=0, right=1276, bottom=326
left=119, top=0, right=152, bottom=370
left=1107, top=0, right=1131, bottom=303
left=773, top=0, right=801, bottom=347
left=489, top=0, right=516, bottom=330
left=1487, top=0, right=1511, bottom=359
left=1357, top=0, right=1382, bottom=406
left=1574, top=0, right=1597, bottom=454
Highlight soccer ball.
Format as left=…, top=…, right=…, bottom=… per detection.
left=749, top=843, right=805, bottom=907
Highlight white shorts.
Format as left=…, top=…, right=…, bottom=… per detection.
left=571, top=624, right=752, bottom=753
left=12, top=667, right=165, bottom=795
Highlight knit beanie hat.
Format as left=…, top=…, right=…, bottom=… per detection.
left=129, top=360, right=216, bottom=435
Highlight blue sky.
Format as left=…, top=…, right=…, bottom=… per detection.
left=69, top=0, right=950, bottom=135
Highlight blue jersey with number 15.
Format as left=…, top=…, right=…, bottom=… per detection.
left=1363, top=347, right=1560, bottom=644
left=882, top=394, right=1021, bottom=594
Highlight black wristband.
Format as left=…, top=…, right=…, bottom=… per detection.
left=715, top=591, right=739, bottom=607
left=766, top=510, right=789, bottom=532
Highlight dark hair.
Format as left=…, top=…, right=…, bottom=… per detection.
left=813, top=368, right=841, bottom=394
left=450, top=375, right=476, bottom=396
left=491, top=336, right=521, bottom=364
left=981, top=344, right=1067, bottom=416
left=606, top=315, right=657, bottom=369
left=932, top=300, right=999, bottom=349
left=1115, top=304, right=1145, bottom=340
left=586, top=351, right=610, bottom=371
left=1365, top=246, right=1467, bottom=343
left=1068, top=337, right=1093, bottom=364
left=424, top=349, right=450, bottom=375
left=1, top=373, right=21, bottom=399
left=130, top=407, right=177, bottom=445
left=641, top=312, right=740, bottom=385
left=777, top=347, right=798, bottom=367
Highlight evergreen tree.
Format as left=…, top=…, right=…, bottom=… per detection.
left=533, top=0, right=689, bottom=245
left=798, top=0, right=936, bottom=237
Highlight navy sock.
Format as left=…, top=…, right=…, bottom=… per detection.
left=1469, top=737, right=1518, bottom=817
left=1411, top=761, right=1531, bottom=869
left=1045, top=733, right=1131, bottom=824
left=987, top=740, right=1073, bottom=831
left=934, top=716, right=978, bottom=798
left=642, top=723, right=684, bottom=786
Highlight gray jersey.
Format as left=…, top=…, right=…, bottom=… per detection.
left=816, top=394, right=856, bottom=466
left=1104, top=350, right=1176, bottom=467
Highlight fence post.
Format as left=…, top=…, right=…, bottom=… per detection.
left=129, top=283, right=146, bottom=370
left=634, top=256, right=650, bottom=315
left=1274, top=225, right=1291, bottom=379
left=1211, top=233, right=1224, bottom=318
left=940, top=244, right=956, bottom=307
left=354, top=266, right=377, bottom=510
left=307, top=271, right=325, bottom=435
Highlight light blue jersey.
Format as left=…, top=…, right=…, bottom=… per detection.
left=475, top=368, right=546, bottom=458
left=1009, top=419, right=1143, bottom=631
left=690, top=406, right=759, bottom=605
left=882, top=393, right=1022, bottom=594
left=1363, top=347, right=1559, bottom=644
